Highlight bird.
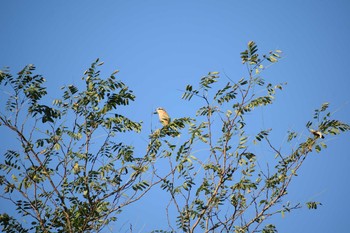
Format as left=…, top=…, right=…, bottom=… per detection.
left=310, top=129, right=324, bottom=139
left=155, top=107, right=170, bottom=126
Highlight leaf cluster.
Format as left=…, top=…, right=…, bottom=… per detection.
left=0, top=42, right=349, bottom=233
left=0, top=60, right=156, bottom=232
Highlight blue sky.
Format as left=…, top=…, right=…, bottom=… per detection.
left=1, top=1, right=350, bottom=232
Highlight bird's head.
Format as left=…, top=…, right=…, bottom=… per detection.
left=154, top=107, right=165, bottom=114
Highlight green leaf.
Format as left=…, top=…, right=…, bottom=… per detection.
left=315, top=145, right=321, bottom=153
left=262, top=224, right=277, bottom=233
left=182, top=85, right=199, bottom=101
left=306, top=201, right=322, bottom=209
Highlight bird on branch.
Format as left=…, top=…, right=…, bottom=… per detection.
left=310, top=129, right=324, bottom=139
left=155, top=107, right=170, bottom=126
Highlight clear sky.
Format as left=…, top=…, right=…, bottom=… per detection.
left=1, top=0, right=350, bottom=232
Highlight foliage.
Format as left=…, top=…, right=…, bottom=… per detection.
left=155, top=41, right=349, bottom=232
left=0, top=59, right=170, bottom=232
left=0, top=42, right=349, bottom=233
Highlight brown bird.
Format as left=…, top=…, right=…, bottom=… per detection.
left=155, top=107, right=170, bottom=126
left=310, top=129, right=324, bottom=139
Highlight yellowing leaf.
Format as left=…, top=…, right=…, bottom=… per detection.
left=73, top=162, right=80, bottom=174
left=12, top=174, right=18, bottom=182
left=54, top=143, right=61, bottom=150
left=269, top=56, right=278, bottom=63
left=112, top=70, right=119, bottom=75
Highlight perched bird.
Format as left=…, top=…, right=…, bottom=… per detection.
left=155, top=107, right=170, bottom=126
left=310, top=129, right=325, bottom=139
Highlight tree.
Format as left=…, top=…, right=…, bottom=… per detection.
left=0, top=60, right=172, bottom=233
left=0, top=42, right=349, bottom=233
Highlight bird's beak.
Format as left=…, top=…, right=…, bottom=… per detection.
left=153, top=111, right=157, bottom=114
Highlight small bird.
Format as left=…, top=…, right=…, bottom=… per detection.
left=310, top=129, right=325, bottom=139
left=155, top=107, right=170, bottom=126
